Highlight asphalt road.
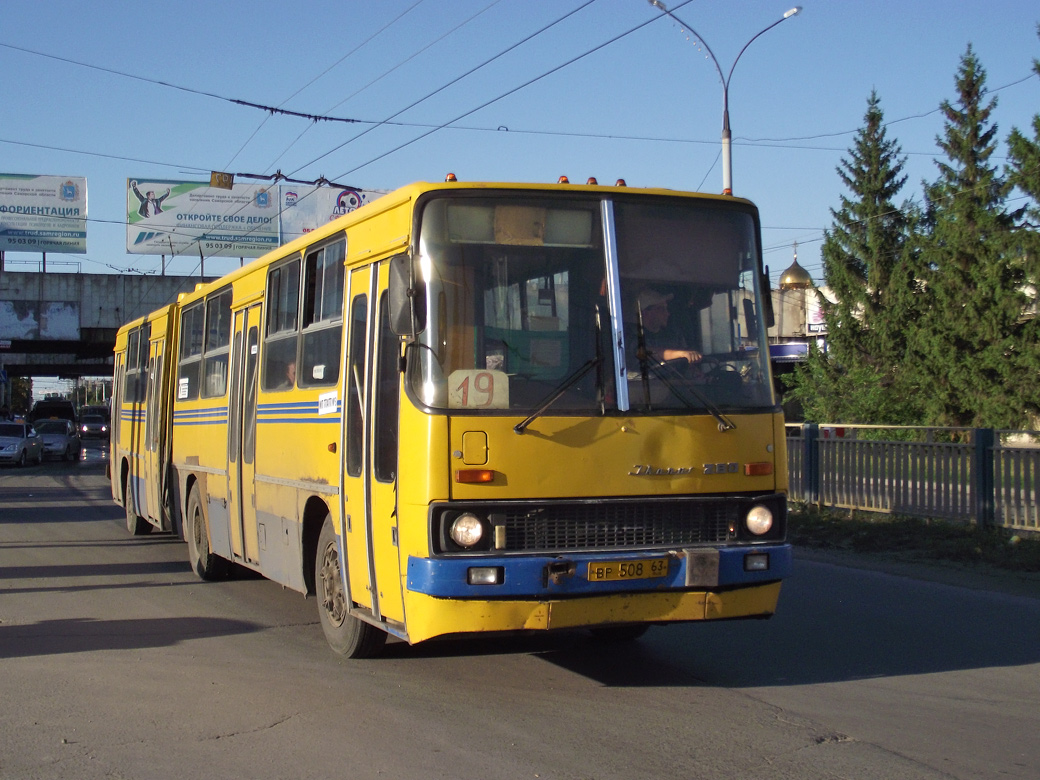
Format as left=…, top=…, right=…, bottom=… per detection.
left=1, top=453, right=1038, bottom=780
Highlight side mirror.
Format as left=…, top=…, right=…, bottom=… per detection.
left=388, top=254, right=426, bottom=336
left=760, top=266, right=775, bottom=329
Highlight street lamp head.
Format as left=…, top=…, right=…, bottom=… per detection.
left=784, top=7, right=802, bottom=18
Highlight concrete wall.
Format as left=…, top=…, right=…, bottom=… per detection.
left=0, top=271, right=215, bottom=377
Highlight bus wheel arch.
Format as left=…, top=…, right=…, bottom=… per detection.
left=300, top=497, right=330, bottom=597
left=315, top=513, right=387, bottom=658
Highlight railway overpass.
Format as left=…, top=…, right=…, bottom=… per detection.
left=0, top=271, right=215, bottom=379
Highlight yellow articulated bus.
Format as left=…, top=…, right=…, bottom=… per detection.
left=111, top=179, right=791, bottom=657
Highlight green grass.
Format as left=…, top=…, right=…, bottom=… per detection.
left=788, top=503, right=1040, bottom=573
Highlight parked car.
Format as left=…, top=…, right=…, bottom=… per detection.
left=0, top=421, right=45, bottom=466
left=79, top=414, right=109, bottom=439
left=35, top=419, right=83, bottom=461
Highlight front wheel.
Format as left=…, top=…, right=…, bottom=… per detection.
left=185, top=483, right=229, bottom=580
left=315, top=515, right=386, bottom=658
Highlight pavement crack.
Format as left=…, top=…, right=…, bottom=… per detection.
left=205, top=713, right=298, bottom=742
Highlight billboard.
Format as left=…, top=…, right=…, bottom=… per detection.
left=0, top=174, right=88, bottom=254
left=126, top=178, right=280, bottom=258
left=278, top=185, right=385, bottom=244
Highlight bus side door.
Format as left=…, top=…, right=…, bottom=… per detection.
left=368, top=264, right=404, bottom=624
left=228, top=305, right=261, bottom=565
left=143, top=335, right=165, bottom=526
left=341, top=264, right=404, bottom=624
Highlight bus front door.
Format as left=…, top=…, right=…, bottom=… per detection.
left=341, top=265, right=404, bottom=625
left=228, top=305, right=261, bottom=565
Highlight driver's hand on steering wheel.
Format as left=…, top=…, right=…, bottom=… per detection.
left=661, top=348, right=702, bottom=364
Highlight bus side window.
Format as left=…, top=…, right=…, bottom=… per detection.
left=178, top=303, right=204, bottom=401
left=202, top=288, right=232, bottom=398
left=300, top=240, right=344, bottom=388
left=263, top=259, right=301, bottom=391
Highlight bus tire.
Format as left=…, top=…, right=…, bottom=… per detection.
left=315, top=515, right=387, bottom=658
left=186, top=483, right=229, bottom=581
left=124, top=484, right=152, bottom=537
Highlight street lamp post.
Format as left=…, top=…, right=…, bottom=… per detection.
left=647, top=1, right=801, bottom=195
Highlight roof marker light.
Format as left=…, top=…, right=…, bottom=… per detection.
left=557, top=175, right=570, bottom=184
left=586, top=177, right=598, bottom=185
left=445, top=172, right=458, bottom=182
left=615, top=179, right=627, bottom=187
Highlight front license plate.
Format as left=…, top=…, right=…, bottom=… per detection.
left=587, top=558, right=669, bottom=582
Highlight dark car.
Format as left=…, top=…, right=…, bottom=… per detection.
left=79, top=414, right=109, bottom=439
left=29, top=399, right=78, bottom=426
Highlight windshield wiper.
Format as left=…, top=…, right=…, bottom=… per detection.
left=513, top=357, right=602, bottom=434
left=639, top=351, right=737, bottom=431
left=514, top=304, right=606, bottom=435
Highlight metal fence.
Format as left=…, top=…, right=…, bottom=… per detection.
left=785, top=424, right=1040, bottom=532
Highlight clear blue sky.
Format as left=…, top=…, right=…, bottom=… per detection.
left=2, top=0, right=1038, bottom=288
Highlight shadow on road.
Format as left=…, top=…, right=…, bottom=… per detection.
left=537, top=559, right=1040, bottom=688
left=0, top=616, right=263, bottom=659
left=373, top=558, right=1040, bottom=689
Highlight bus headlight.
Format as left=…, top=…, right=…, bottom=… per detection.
left=745, top=505, right=774, bottom=536
left=449, top=513, right=485, bottom=548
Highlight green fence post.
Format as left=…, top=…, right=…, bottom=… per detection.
left=803, top=423, right=819, bottom=505
left=973, top=428, right=995, bottom=527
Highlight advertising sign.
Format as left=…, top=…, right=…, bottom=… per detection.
left=279, top=185, right=385, bottom=244
left=126, top=178, right=279, bottom=258
left=0, top=174, right=88, bottom=254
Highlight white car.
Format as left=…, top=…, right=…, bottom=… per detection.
left=35, top=418, right=83, bottom=461
left=0, top=422, right=45, bottom=466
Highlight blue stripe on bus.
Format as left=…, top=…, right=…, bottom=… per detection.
left=406, top=545, right=793, bottom=599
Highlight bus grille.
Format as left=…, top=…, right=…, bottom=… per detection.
left=501, top=499, right=735, bottom=552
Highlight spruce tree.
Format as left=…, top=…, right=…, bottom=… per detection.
left=786, top=91, right=918, bottom=423
left=1004, top=28, right=1040, bottom=428
left=911, top=45, right=1040, bottom=428
left=1007, top=26, right=1040, bottom=226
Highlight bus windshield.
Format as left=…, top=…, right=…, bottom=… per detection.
left=410, top=193, right=775, bottom=415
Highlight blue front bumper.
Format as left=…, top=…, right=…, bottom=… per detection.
left=408, top=544, right=792, bottom=599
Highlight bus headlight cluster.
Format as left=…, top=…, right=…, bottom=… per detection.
left=449, top=512, right=485, bottom=548
left=745, top=505, right=774, bottom=536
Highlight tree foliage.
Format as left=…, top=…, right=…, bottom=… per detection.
left=787, top=43, right=1040, bottom=430
left=910, top=45, right=1040, bottom=428
left=786, top=91, right=920, bottom=424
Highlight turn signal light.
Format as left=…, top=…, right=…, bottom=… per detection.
left=455, top=469, right=495, bottom=484
left=745, top=462, right=773, bottom=476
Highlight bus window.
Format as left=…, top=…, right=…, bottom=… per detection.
left=243, top=325, right=258, bottom=464
left=202, top=288, right=232, bottom=398
left=124, top=328, right=140, bottom=402
left=374, top=293, right=399, bottom=483
left=300, top=239, right=345, bottom=388
left=346, top=294, right=367, bottom=478
left=178, top=302, right=204, bottom=400
left=263, top=258, right=301, bottom=391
